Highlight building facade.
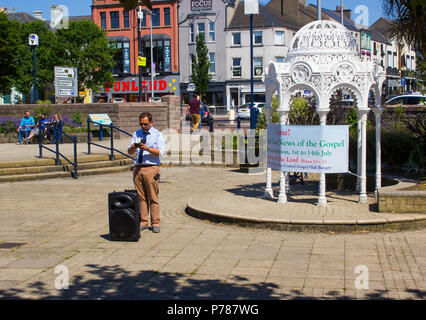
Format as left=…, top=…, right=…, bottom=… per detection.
left=178, top=0, right=237, bottom=111
left=371, top=18, right=417, bottom=97
left=92, top=0, right=179, bottom=102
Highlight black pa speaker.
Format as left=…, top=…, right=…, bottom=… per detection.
left=108, top=190, right=140, bottom=241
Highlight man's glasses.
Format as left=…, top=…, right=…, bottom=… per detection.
left=140, top=122, right=150, bottom=126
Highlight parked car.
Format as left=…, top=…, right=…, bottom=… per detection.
left=112, top=97, right=125, bottom=103
left=237, top=103, right=265, bottom=119
left=385, top=94, right=425, bottom=106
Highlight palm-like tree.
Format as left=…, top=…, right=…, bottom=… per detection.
left=383, top=0, right=426, bottom=53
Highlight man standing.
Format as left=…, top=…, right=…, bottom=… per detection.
left=16, top=111, right=35, bottom=144
left=128, top=112, right=165, bottom=233
left=188, top=93, right=201, bottom=132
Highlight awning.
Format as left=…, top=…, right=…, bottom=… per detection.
left=141, top=33, right=171, bottom=41
left=240, top=88, right=265, bottom=93
left=108, top=35, right=130, bottom=42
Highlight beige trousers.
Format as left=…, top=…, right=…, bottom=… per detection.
left=133, top=165, right=161, bottom=227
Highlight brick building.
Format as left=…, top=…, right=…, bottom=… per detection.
left=91, top=0, right=180, bottom=102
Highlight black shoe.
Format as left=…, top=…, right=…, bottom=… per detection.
left=152, top=226, right=160, bottom=233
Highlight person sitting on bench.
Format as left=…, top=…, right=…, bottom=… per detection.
left=26, top=113, right=49, bottom=142
left=16, top=111, right=35, bottom=144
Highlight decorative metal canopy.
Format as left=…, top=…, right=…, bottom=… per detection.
left=263, top=20, right=387, bottom=206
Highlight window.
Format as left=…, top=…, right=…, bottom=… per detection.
left=232, top=57, right=241, bottom=77
left=275, top=31, right=284, bottom=45
left=254, top=31, right=263, bottom=45
left=123, top=10, right=129, bottom=28
left=387, top=51, right=392, bottom=68
left=275, top=56, right=285, bottom=63
left=254, top=57, right=263, bottom=76
left=393, top=53, right=397, bottom=69
left=232, top=32, right=241, bottom=46
left=164, top=8, right=170, bottom=26
left=209, top=22, right=215, bottom=41
left=100, top=12, right=106, bottom=29
left=111, top=41, right=130, bottom=75
left=140, top=12, right=146, bottom=27
left=152, top=9, right=160, bottom=26
left=190, top=54, right=196, bottom=75
left=209, top=52, right=215, bottom=74
left=197, top=23, right=205, bottom=40
left=190, top=24, right=194, bottom=42
left=110, top=11, right=119, bottom=29
left=141, top=39, right=171, bottom=74
left=411, top=55, right=415, bottom=70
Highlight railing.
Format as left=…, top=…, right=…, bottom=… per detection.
left=87, top=118, right=135, bottom=161
left=207, top=117, right=251, bottom=132
left=38, top=124, right=78, bottom=179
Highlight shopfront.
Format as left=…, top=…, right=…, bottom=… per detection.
left=99, top=76, right=180, bottom=102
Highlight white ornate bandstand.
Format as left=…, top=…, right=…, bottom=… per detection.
left=263, top=20, right=387, bottom=206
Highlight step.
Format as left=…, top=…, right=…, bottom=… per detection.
left=0, top=165, right=132, bottom=182
left=0, top=158, right=134, bottom=177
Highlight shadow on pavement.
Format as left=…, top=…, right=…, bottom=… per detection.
left=0, top=264, right=423, bottom=300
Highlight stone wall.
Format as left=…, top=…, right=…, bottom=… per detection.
left=378, top=190, right=426, bottom=213
left=0, top=95, right=180, bottom=139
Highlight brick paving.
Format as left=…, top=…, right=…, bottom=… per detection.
left=0, top=167, right=425, bottom=300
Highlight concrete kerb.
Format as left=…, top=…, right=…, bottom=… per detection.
left=185, top=200, right=426, bottom=234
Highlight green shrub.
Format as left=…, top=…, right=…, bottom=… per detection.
left=72, top=112, right=83, bottom=126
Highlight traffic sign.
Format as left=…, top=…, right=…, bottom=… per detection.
left=138, top=56, right=146, bottom=67
left=55, top=66, right=78, bottom=98
left=401, top=76, right=406, bottom=86
left=29, top=34, right=39, bottom=46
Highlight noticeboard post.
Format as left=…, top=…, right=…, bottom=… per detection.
left=89, top=114, right=112, bottom=141
left=55, top=66, right=78, bottom=98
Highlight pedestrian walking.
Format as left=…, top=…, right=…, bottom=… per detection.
left=128, top=112, right=165, bottom=233
left=188, top=93, right=201, bottom=133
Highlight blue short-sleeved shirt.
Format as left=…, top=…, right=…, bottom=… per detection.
left=129, top=127, right=165, bottom=165
left=20, top=116, right=35, bottom=129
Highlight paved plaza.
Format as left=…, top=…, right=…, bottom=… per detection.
left=0, top=165, right=425, bottom=300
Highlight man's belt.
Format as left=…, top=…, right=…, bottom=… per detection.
left=136, top=164, right=159, bottom=167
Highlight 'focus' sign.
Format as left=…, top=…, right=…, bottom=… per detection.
left=191, top=0, right=212, bottom=11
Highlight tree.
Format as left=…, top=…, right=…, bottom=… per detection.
left=13, top=20, right=57, bottom=101
left=383, top=0, right=426, bottom=54
left=191, top=33, right=211, bottom=100
left=54, top=20, right=116, bottom=93
left=0, top=12, right=20, bottom=96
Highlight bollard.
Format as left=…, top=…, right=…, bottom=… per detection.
left=209, top=118, right=214, bottom=132
left=237, top=117, right=241, bottom=129
left=38, top=125, right=43, bottom=158
left=110, top=123, right=114, bottom=160
left=87, top=118, right=91, bottom=154
left=73, top=137, right=78, bottom=179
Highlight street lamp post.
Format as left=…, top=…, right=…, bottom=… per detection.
left=29, top=34, right=39, bottom=103
left=245, top=0, right=258, bottom=129
left=137, top=6, right=143, bottom=102
left=150, top=9, right=154, bottom=101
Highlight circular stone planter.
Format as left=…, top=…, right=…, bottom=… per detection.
left=326, top=174, right=398, bottom=192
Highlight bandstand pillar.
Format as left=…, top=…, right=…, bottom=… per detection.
left=317, top=110, right=329, bottom=207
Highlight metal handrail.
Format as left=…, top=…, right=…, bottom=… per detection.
left=38, top=123, right=78, bottom=179
left=87, top=118, right=135, bottom=161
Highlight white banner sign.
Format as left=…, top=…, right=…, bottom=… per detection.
left=267, top=124, right=349, bottom=173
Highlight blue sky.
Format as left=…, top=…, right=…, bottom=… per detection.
left=1, top=0, right=385, bottom=26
